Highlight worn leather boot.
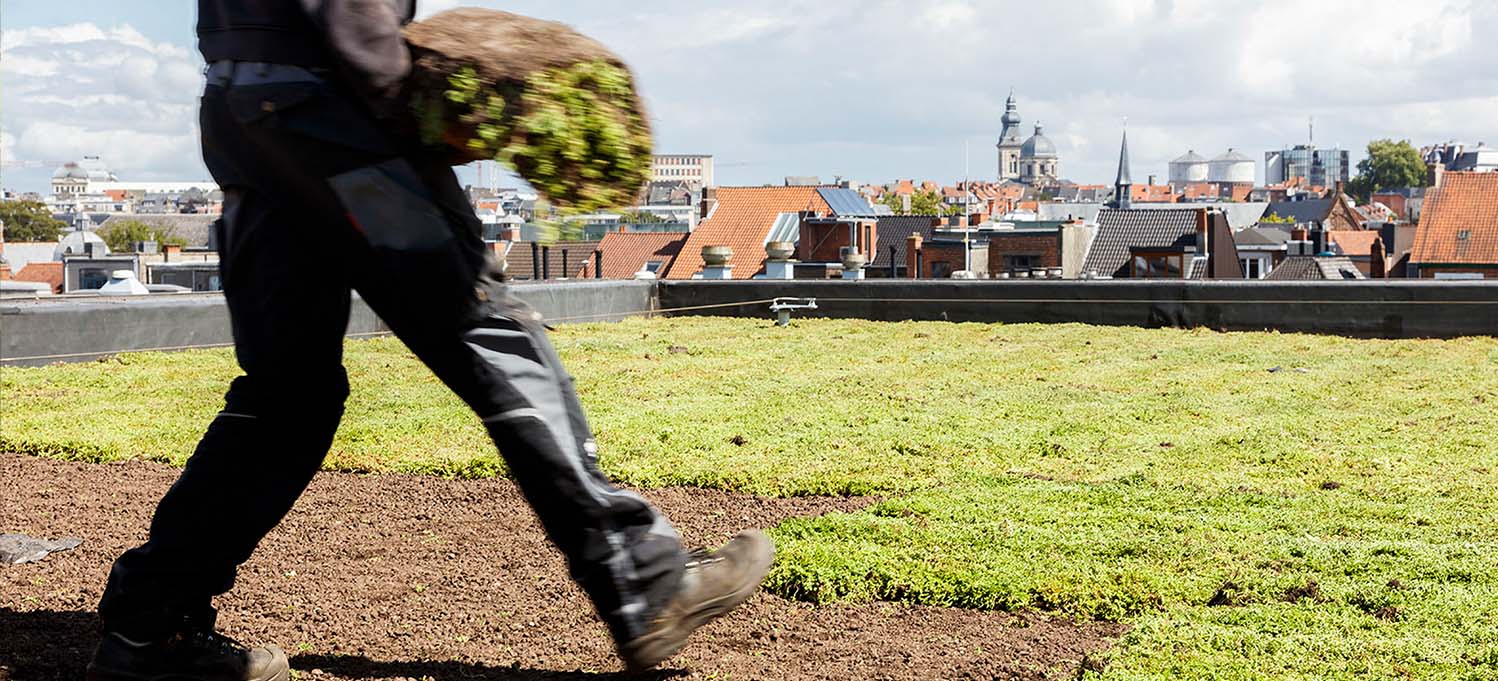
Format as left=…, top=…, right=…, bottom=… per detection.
left=86, top=628, right=290, bottom=681
left=619, top=529, right=775, bottom=673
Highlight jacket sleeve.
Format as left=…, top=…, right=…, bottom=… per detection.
left=300, top=0, right=412, bottom=100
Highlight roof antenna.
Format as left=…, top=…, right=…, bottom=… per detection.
left=1309, top=116, right=1314, bottom=146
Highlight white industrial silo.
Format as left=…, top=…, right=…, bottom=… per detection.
left=1209, top=149, right=1255, bottom=183
left=1169, top=150, right=1209, bottom=186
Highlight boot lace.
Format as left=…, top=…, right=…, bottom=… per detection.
left=185, top=628, right=249, bottom=656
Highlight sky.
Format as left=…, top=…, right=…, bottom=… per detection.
left=3, top=0, right=1497, bottom=195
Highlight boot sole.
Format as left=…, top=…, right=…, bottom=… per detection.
left=622, top=531, right=775, bottom=673
left=85, top=658, right=290, bottom=681
left=85, top=668, right=289, bottom=681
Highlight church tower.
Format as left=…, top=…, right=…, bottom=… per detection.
left=1109, top=126, right=1133, bottom=210
left=996, top=91, right=1023, bottom=181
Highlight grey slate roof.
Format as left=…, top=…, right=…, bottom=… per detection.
left=1037, top=202, right=1267, bottom=230
left=870, top=215, right=940, bottom=269
left=1264, top=255, right=1366, bottom=280
left=1234, top=226, right=1291, bottom=247
left=1081, top=208, right=1200, bottom=278
left=1263, top=198, right=1331, bottom=226
left=817, top=188, right=879, bottom=217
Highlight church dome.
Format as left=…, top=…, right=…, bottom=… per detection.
left=1001, top=92, right=1021, bottom=127
left=53, top=163, right=88, bottom=180
left=1021, top=123, right=1057, bottom=159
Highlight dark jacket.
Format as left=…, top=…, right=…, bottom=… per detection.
left=198, top=0, right=416, bottom=99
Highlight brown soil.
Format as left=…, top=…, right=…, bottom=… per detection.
left=0, top=453, right=1123, bottom=680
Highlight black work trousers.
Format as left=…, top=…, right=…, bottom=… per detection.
left=97, top=65, right=683, bottom=646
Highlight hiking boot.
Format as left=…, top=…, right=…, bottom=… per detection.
left=619, top=529, right=775, bottom=673
left=86, top=629, right=290, bottom=681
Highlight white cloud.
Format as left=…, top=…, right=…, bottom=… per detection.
left=4, top=2, right=1496, bottom=192
left=1, top=21, right=205, bottom=187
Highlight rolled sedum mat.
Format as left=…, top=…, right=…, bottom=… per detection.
left=403, top=8, right=652, bottom=212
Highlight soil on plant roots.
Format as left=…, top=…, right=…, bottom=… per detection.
left=0, top=453, right=1123, bottom=680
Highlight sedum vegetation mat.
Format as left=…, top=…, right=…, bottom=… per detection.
left=5, top=317, right=1497, bottom=679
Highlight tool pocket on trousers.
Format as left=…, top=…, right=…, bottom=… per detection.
left=329, top=159, right=454, bottom=253
left=226, top=82, right=389, bottom=155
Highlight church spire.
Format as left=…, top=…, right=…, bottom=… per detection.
left=1111, top=123, right=1132, bottom=210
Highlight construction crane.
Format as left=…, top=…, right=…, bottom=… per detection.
left=1, top=159, right=71, bottom=169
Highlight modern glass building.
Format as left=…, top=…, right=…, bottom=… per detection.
left=1264, top=145, right=1350, bottom=187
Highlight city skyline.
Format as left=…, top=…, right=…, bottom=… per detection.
left=3, top=0, right=1496, bottom=193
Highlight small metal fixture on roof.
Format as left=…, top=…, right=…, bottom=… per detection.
left=769, top=297, right=817, bottom=327
left=98, top=269, right=150, bottom=296
left=840, top=247, right=866, bottom=280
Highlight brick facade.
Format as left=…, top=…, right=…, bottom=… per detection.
left=986, top=232, right=1061, bottom=275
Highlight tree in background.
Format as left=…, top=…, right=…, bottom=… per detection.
left=0, top=200, right=67, bottom=242
left=99, top=220, right=188, bottom=253
left=880, top=189, right=951, bottom=216
left=1346, top=139, right=1428, bottom=203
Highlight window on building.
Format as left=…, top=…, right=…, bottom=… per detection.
left=1131, top=253, right=1184, bottom=278
left=79, top=268, right=110, bottom=289
left=643, top=260, right=665, bottom=273
left=1240, top=255, right=1270, bottom=279
left=1002, top=254, right=1038, bottom=272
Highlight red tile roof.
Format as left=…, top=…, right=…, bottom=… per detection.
left=668, top=187, right=831, bottom=279
left=1327, top=230, right=1380, bottom=258
left=592, top=231, right=687, bottom=278
left=13, top=262, right=63, bottom=293
left=1412, top=173, right=1498, bottom=266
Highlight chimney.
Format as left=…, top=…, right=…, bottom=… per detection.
left=906, top=234, right=923, bottom=279
left=1370, top=237, right=1387, bottom=279
left=1148, top=174, right=1158, bottom=187
left=1288, top=226, right=1311, bottom=256
left=594, top=250, right=603, bottom=279
left=163, top=243, right=182, bottom=263
left=1195, top=209, right=1210, bottom=256
left=1428, top=163, right=1445, bottom=188
left=699, top=186, right=718, bottom=220
left=500, top=224, right=522, bottom=242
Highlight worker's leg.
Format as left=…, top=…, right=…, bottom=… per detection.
left=203, top=74, right=686, bottom=645
left=337, top=154, right=685, bottom=647
left=97, top=184, right=353, bottom=640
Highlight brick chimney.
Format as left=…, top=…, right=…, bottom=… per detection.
left=699, top=187, right=718, bottom=220
left=500, top=225, right=522, bottom=242
left=163, top=243, right=182, bottom=262
left=1428, top=163, right=1445, bottom=188
left=905, top=234, right=923, bottom=279
left=1370, top=237, right=1387, bottom=279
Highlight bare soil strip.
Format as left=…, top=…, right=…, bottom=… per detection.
left=0, top=453, right=1122, bottom=679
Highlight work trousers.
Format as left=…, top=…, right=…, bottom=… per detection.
left=98, top=63, right=683, bottom=646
